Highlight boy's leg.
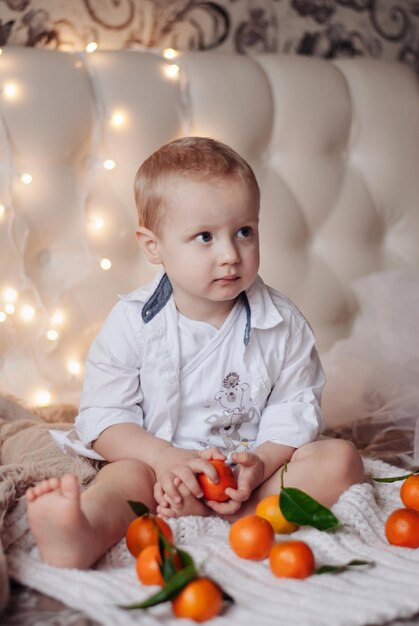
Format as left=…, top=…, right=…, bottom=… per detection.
left=237, top=438, right=364, bottom=517
left=26, top=459, right=156, bottom=569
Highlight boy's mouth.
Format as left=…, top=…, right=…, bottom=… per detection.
left=216, top=275, right=239, bottom=282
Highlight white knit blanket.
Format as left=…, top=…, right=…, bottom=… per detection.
left=5, top=457, right=419, bottom=626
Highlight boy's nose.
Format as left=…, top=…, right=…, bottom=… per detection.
left=219, top=240, right=240, bottom=265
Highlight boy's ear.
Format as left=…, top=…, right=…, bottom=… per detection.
left=135, top=227, right=162, bottom=265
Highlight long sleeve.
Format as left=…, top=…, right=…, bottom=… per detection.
left=75, top=300, right=145, bottom=448
left=256, top=315, right=325, bottom=448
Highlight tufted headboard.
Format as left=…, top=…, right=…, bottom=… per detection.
left=1, top=48, right=419, bottom=408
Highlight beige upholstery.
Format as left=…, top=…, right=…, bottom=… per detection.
left=0, top=49, right=418, bottom=406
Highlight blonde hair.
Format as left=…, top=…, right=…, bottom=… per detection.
left=134, top=136, right=260, bottom=232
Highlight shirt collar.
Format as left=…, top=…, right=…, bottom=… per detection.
left=119, top=272, right=283, bottom=341
left=246, top=275, right=283, bottom=330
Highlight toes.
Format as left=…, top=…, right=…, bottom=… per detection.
left=60, top=474, right=80, bottom=499
left=26, top=487, right=36, bottom=502
left=26, top=476, right=63, bottom=502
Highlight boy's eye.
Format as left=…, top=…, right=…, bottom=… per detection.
left=196, top=232, right=213, bottom=243
left=236, top=226, right=252, bottom=239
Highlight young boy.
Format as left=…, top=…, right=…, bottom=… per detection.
left=26, top=137, right=364, bottom=569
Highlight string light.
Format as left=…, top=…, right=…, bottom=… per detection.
left=165, top=64, right=180, bottom=78
left=34, top=390, right=51, bottom=407
left=46, top=329, right=59, bottom=341
left=163, top=48, right=177, bottom=59
left=0, top=46, right=186, bottom=407
left=103, top=159, right=116, bottom=170
left=50, top=310, right=64, bottom=327
left=100, top=258, right=112, bottom=270
left=3, top=82, right=17, bottom=99
left=0, top=49, right=3, bottom=56
left=20, top=172, right=32, bottom=185
left=86, top=42, right=98, bottom=54
left=110, top=111, right=125, bottom=127
left=4, top=287, right=17, bottom=302
left=88, top=216, right=105, bottom=231
left=20, top=304, right=35, bottom=321
left=68, top=360, right=81, bottom=375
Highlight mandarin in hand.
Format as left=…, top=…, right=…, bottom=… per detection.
left=269, top=540, right=315, bottom=579
left=400, top=475, right=419, bottom=512
left=125, top=514, right=173, bottom=558
left=229, top=514, right=275, bottom=560
left=385, top=508, right=419, bottom=548
left=256, top=494, right=299, bottom=534
left=171, top=577, right=222, bottom=622
left=197, top=459, right=237, bottom=502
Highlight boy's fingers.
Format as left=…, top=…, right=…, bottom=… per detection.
left=157, top=505, right=177, bottom=519
left=230, top=451, right=258, bottom=466
left=190, top=458, right=220, bottom=482
left=199, top=447, right=226, bottom=461
left=159, top=473, right=182, bottom=504
left=206, top=499, right=241, bottom=515
left=224, top=486, right=250, bottom=502
left=153, top=482, right=165, bottom=504
left=174, top=467, right=204, bottom=498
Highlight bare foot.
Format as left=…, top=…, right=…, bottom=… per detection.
left=157, top=482, right=210, bottom=519
left=26, top=475, right=101, bottom=569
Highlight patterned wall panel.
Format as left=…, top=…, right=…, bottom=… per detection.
left=0, top=1, right=418, bottom=74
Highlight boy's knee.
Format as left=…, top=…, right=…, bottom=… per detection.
left=327, top=439, right=364, bottom=487
left=99, top=458, right=155, bottom=484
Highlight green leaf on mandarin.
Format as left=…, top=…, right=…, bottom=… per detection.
left=279, top=487, right=340, bottom=531
left=127, top=500, right=149, bottom=516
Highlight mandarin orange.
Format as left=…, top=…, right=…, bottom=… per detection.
left=256, top=494, right=299, bottom=534
left=171, top=577, right=222, bottom=622
left=125, top=514, right=173, bottom=558
left=229, top=514, right=275, bottom=560
left=269, top=540, right=315, bottom=579
left=385, top=508, right=419, bottom=548
left=400, top=475, right=419, bottom=512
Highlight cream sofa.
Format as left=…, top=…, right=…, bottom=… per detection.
left=0, top=48, right=418, bottom=415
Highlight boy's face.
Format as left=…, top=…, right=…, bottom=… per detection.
left=141, top=175, right=260, bottom=323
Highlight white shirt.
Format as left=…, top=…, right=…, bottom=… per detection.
left=50, top=273, right=325, bottom=460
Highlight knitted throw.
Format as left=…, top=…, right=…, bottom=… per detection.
left=5, top=457, right=419, bottom=626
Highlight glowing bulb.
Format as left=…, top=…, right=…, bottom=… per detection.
left=68, top=360, right=81, bottom=375
left=0, top=312, right=6, bottom=323
left=21, top=173, right=32, bottom=185
left=34, top=390, right=51, bottom=407
left=0, top=49, right=3, bottom=56
left=111, top=111, right=125, bottom=127
left=0, top=204, right=5, bottom=219
left=165, top=64, right=180, bottom=78
left=100, top=258, right=112, bottom=270
left=86, top=41, right=98, bottom=53
left=4, top=287, right=17, bottom=303
left=89, top=216, right=104, bottom=230
left=46, top=329, right=59, bottom=341
left=4, top=303, right=15, bottom=315
left=20, top=304, right=35, bottom=321
left=163, top=48, right=177, bottom=59
left=3, top=82, right=17, bottom=98
left=50, top=310, right=64, bottom=326
left=103, top=159, right=116, bottom=170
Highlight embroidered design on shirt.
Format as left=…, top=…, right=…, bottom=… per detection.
left=204, top=371, right=257, bottom=452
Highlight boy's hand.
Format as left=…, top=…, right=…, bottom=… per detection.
left=205, top=451, right=265, bottom=515
left=153, top=447, right=226, bottom=506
